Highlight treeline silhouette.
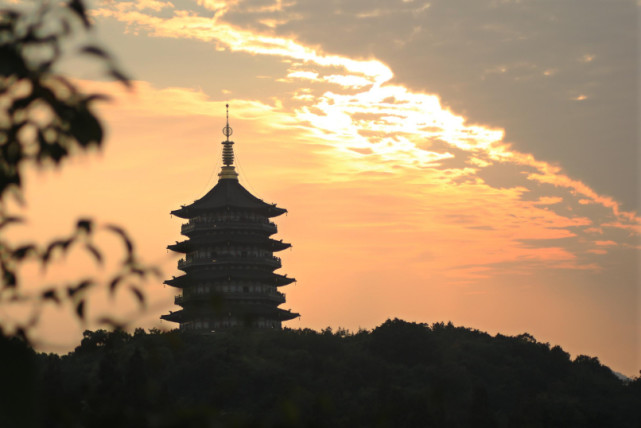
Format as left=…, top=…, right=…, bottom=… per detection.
left=2, top=319, right=639, bottom=428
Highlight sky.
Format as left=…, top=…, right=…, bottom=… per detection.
left=2, top=0, right=639, bottom=376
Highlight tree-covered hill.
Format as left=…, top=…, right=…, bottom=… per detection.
left=2, top=319, right=639, bottom=428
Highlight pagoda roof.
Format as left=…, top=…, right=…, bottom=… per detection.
left=172, top=179, right=286, bottom=219
left=161, top=306, right=299, bottom=323
left=168, top=236, right=291, bottom=253
left=164, top=271, right=295, bottom=287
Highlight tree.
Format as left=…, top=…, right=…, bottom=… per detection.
left=0, top=0, right=157, bottom=343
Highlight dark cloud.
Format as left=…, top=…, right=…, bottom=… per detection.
left=232, top=0, right=638, bottom=211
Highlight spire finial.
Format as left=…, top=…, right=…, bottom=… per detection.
left=219, top=103, right=238, bottom=180
left=223, top=103, right=233, bottom=142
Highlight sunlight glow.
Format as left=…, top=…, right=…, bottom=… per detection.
left=92, top=1, right=640, bottom=273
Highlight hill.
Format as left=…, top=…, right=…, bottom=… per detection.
left=2, top=319, right=639, bottom=427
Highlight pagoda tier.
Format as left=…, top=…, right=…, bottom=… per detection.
left=167, top=235, right=291, bottom=253
left=161, top=304, right=299, bottom=326
left=171, top=178, right=287, bottom=219
left=162, top=107, right=299, bottom=332
left=180, top=220, right=278, bottom=237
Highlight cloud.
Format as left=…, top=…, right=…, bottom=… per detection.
left=73, top=79, right=633, bottom=284
left=534, top=196, right=563, bottom=205
left=91, top=0, right=639, bottom=280
left=595, top=240, right=616, bottom=247
left=249, top=0, right=638, bottom=212
left=135, top=0, right=175, bottom=12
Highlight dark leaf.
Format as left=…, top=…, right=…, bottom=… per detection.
left=12, top=244, right=36, bottom=261
left=41, top=248, right=51, bottom=265
left=2, top=268, right=16, bottom=288
left=67, top=279, right=95, bottom=298
left=69, top=108, right=103, bottom=146
left=41, top=288, right=60, bottom=304
left=61, top=238, right=74, bottom=251
left=108, top=68, right=132, bottom=88
left=0, top=216, right=23, bottom=229
left=131, top=267, right=145, bottom=277
left=15, top=327, right=27, bottom=341
left=0, top=46, right=28, bottom=77
left=109, top=275, right=123, bottom=296
left=12, top=94, right=36, bottom=110
left=105, top=224, right=134, bottom=256
left=43, top=238, right=74, bottom=263
left=67, top=279, right=92, bottom=298
left=75, top=300, right=85, bottom=320
left=80, top=45, right=110, bottom=59
left=27, top=34, right=57, bottom=46
left=129, top=285, right=145, bottom=307
left=37, top=129, right=47, bottom=146
left=21, top=23, right=40, bottom=43
left=0, top=9, right=20, bottom=21
left=76, top=218, right=92, bottom=234
left=37, top=60, right=54, bottom=73
left=85, top=94, right=111, bottom=103
left=47, top=75, right=77, bottom=98
left=67, top=0, right=90, bottom=28
left=4, top=138, right=24, bottom=164
left=84, top=243, right=102, bottom=265
left=60, top=17, right=71, bottom=36
left=39, top=142, right=69, bottom=163
left=45, top=240, right=65, bottom=255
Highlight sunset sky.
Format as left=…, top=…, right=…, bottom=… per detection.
left=3, top=0, right=639, bottom=376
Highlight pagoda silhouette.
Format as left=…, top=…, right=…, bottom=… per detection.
left=162, top=105, right=298, bottom=331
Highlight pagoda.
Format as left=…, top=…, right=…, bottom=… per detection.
left=161, top=106, right=298, bottom=331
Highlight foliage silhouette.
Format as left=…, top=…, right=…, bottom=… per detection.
left=15, top=319, right=639, bottom=428
left=0, top=0, right=158, bottom=342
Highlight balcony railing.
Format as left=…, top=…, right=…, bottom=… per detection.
left=181, top=219, right=277, bottom=235
left=227, top=291, right=286, bottom=304
left=174, top=291, right=285, bottom=306
left=178, top=255, right=281, bottom=270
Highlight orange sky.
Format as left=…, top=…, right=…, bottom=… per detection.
left=2, top=0, right=638, bottom=376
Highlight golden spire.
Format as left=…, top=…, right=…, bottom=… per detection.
left=218, top=103, right=239, bottom=180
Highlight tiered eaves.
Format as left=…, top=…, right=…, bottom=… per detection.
left=162, top=111, right=298, bottom=331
